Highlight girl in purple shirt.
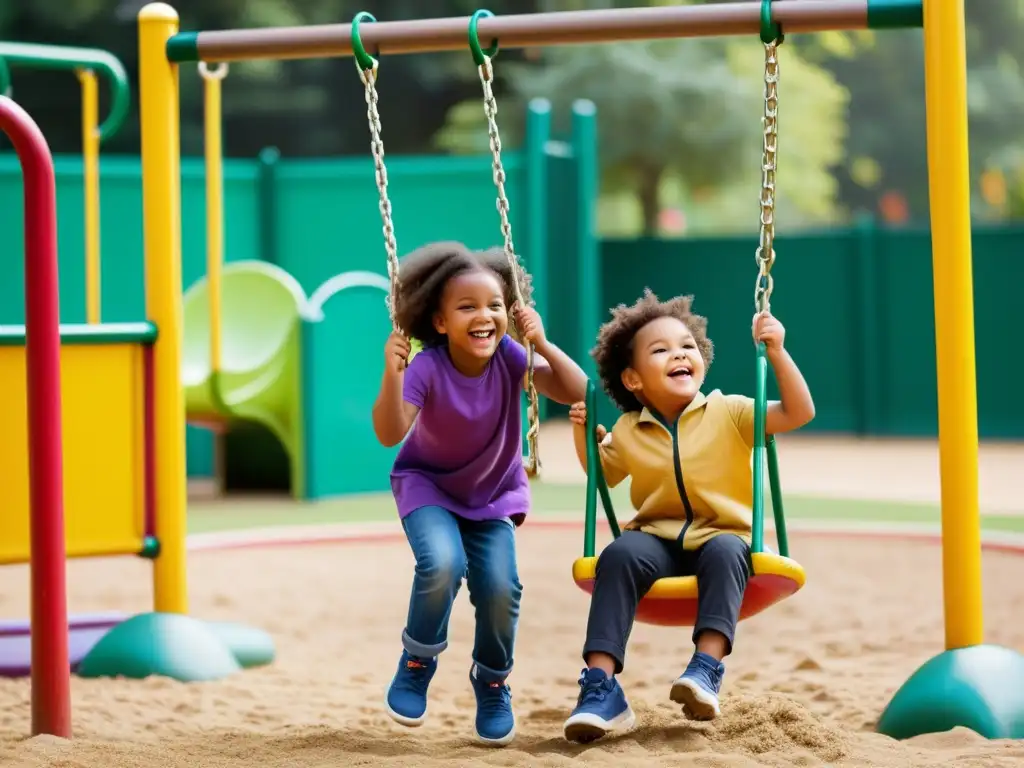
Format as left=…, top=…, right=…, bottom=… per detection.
left=372, top=241, right=587, bottom=747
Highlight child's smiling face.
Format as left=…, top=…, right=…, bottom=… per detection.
left=621, top=316, right=706, bottom=418
left=432, top=267, right=509, bottom=370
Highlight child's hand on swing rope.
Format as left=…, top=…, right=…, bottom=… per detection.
left=753, top=310, right=786, bottom=353
left=384, top=331, right=411, bottom=375
left=569, top=401, right=607, bottom=441
left=512, top=302, right=547, bottom=348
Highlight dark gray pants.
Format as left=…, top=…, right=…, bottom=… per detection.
left=582, top=531, right=750, bottom=673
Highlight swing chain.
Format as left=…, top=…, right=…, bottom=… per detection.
left=478, top=54, right=541, bottom=477
left=755, top=40, right=779, bottom=315
left=478, top=58, right=522, bottom=305
left=358, top=61, right=402, bottom=333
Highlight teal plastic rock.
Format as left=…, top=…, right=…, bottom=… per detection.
left=878, top=644, right=1024, bottom=740
left=77, top=612, right=241, bottom=682
left=205, top=621, right=276, bottom=669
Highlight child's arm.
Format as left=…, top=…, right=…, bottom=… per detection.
left=512, top=303, right=588, bottom=405
left=568, top=401, right=629, bottom=485
left=372, top=331, right=421, bottom=447
left=755, top=311, right=815, bottom=434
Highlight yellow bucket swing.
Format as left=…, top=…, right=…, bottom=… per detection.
left=572, top=20, right=806, bottom=626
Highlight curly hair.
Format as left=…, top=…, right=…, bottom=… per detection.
left=393, top=241, right=534, bottom=348
left=592, top=289, right=715, bottom=413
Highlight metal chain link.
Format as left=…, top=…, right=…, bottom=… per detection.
left=358, top=62, right=402, bottom=333
left=755, top=41, right=779, bottom=315
left=478, top=55, right=541, bottom=477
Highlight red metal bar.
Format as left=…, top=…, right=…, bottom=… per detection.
left=143, top=342, right=156, bottom=542
left=0, top=96, right=71, bottom=739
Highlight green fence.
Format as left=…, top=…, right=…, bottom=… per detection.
left=3, top=133, right=1020, bottom=494
left=0, top=147, right=544, bottom=482
left=0, top=99, right=605, bottom=486
left=599, top=220, right=1024, bottom=439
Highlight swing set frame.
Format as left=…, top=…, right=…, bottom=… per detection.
left=25, top=0, right=1016, bottom=746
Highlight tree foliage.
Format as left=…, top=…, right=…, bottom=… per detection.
left=437, top=36, right=847, bottom=234
left=2, top=0, right=1024, bottom=229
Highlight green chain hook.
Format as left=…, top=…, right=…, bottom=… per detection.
left=468, top=9, right=500, bottom=67
left=351, top=11, right=378, bottom=72
left=760, top=0, right=784, bottom=45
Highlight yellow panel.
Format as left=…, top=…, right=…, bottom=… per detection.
left=0, top=344, right=146, bottom=564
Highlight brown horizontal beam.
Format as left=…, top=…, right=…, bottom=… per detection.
left=165, top=0, right=917, bottom=65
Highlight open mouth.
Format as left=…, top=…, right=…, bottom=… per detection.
left=668, top=367, right=692, bottom=380
left=469, top=328, right=496, bottom=341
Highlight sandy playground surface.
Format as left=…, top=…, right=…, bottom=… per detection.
left=2, top=524, right=1024, bottom=767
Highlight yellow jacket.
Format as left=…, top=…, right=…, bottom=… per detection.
left=598, top=390, right=756, bottom=550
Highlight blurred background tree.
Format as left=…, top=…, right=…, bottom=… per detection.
left=2, top=0, right=1023, bottom=235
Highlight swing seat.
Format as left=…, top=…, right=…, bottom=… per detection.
left=571, top=550, right=806, bottom=628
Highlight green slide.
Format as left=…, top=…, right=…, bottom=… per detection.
left=182, top=261, right=305, bottom=496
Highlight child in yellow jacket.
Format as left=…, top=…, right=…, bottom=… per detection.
left=562, top=290, right=815, bottom=743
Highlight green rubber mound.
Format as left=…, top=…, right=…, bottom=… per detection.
left=205, top=621, right=276, bottom=669
left=77, top=613, right=276, bottom=682
left=77, top=612, right=241, bottom=682
left=877, top=644, right=1024, bottom=740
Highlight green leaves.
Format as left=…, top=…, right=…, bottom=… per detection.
left=437, top=32, right=848, bottom=234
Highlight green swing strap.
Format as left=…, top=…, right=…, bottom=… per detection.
left=752, top=345, right=790, bottom=558
left=767, top=430, right=789, bottom=556
left=583, top=380, right=620, bottom=558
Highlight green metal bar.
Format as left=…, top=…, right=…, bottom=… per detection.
left=0, top=322, right=157, bottom=346
left=766, top=435, right=788, bottom=558
left=751, top=343, right=768, bottom=555
left=257, top=146, right=280, bottom=264
left=573, top=99, right=599, bottom=383
left=0, top=43, right=130, bottom=142
left=598, top=472, right=620, bottom=539
left=866, top=0, right=922, bottom=29
left=525, top=98, right=550, bottom=422
left=583, top=380, right=599, bottom=557
left=0, top=58, right=10, bottom=97
left=583, top=380, right=621, bottom=552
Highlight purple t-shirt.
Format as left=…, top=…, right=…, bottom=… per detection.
left=391, top=334, right=530, bottom=526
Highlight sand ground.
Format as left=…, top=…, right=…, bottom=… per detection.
left=1, top=529, right=1024, bottom=766
left=1, top=432, right=1023, bottom=766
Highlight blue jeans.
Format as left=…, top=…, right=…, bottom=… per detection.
left=401, top=505, right=522, bottom=680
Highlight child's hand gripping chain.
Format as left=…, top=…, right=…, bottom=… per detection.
left=511, top=302, right=546, bottom=348
left=568, top=401, right=607, bottom=475
left=384, top=331, right=412, bottom=375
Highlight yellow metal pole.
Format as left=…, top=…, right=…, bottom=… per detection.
left=77, top=68, right=101, bottom=324
left=922, top=0, right=982, bottom=649
left=199, top=62, right=227, bottom=378
left=139, top=2, right=188, bottom=614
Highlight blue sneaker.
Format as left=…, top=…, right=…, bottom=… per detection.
left=385, top=650, right=437, bottom=726
left=469, top=664, right=516, bottom=746
left=563, top=668, right=636, bottom=743
left=669, top=651, right=725, bottom=720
